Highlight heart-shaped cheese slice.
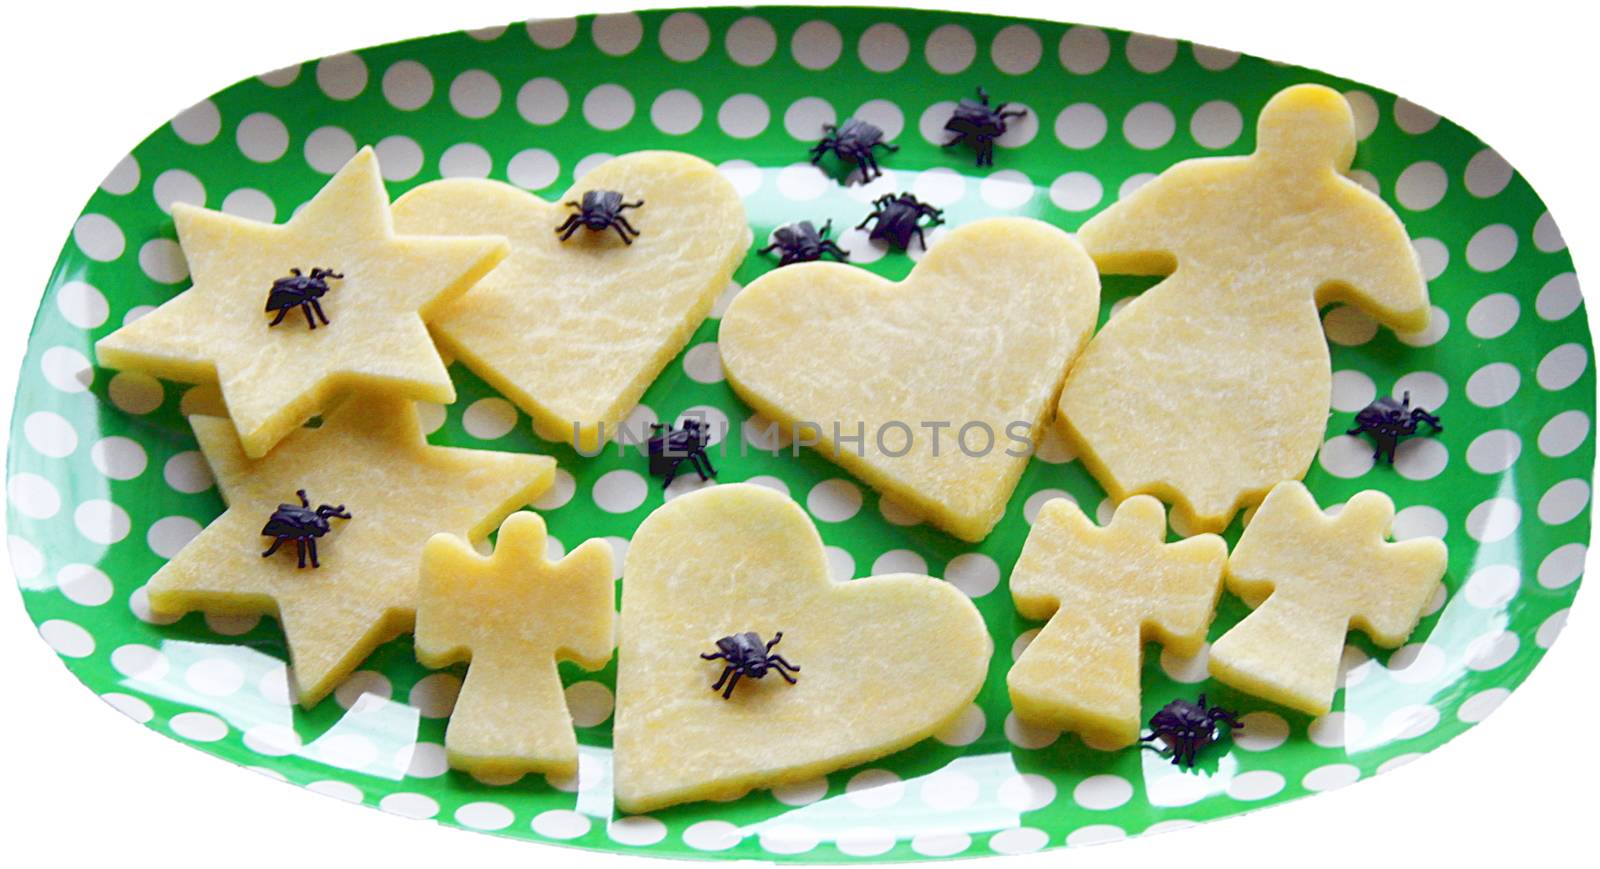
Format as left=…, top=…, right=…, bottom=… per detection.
left=613, top=483, right=991, bottom=813
left=392, top=151, right=750, bottom=450
left=719, top=218, right=1099, bottom=542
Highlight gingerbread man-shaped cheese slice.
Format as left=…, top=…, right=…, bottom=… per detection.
left=1058, top=83, right=1432, bottom=533
left=1208, top=481, right=1447, bottom=716
left=1008, top=495, right=1226, bottom=748
left=416, top=512, right=615, bottom=777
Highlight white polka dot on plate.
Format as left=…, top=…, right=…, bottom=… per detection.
left=565, top=680, right=614, bottom=727
left=40, top=618, right=94, bottom=657
left=1126, top=32, right=1177, bottom=72
left=1227, top=770, right=1285, bottom=801
left=1465, top=362, right=1519, bottom=407
left=1395, top=160, right=1447, bottom=211
left=316, top=53, right=367, bottom=100
left=1465, top=630, right=1519, bottom=671
left=1049, top=171, right=1102, bottom=211
left=170, top=711, right=228, bottom=742
left=138, top=238, right=188, bottom=285
left=1538, top=410, right=1590, bottom=459
left=1394, top=437, right=1447, bottom=480
left=1466, top=293, right=1519, bottom=339
left=1536, top=272, right=1581, bottom=321
left=782, top=96, right=835, bottom=141
left=1464, top=148, right=1513, bottom=198
left=73, top=214, right=124, bottom=262
left=1323, top=305, right=1378, bottom=346
left=872, top=549, right=927, bottom=576
left=582, top=83, right=634, bottom=131
left=532, top=808, right=591, bottom=840
left=101, top=154, right=139, bottom=195
left=992, top=24, right=1042, bottom=74
left=1537, top=609, right=1569, bottom=649
left=944, top=553, right=999, bottom=597
left=854, top=98, right=905, bottom=142
left=1159, top=644, right=1210, bottom=683
left=1303, top=764, right=1360, bottom=792
left=1466, top=497, right=1521, bottom=543
left=791, top=20, right=843, bottom=70
left=516, top=77, right=568, bottom=125
left=90, top=436, right=147, bottom=481
left=1318, top=435, right=1373, bottom=478
left=171, top=99, right=221, bottom=145
left=1412, top=237, right=1449, bottom=280
left=1537, top=343, right=1588, bottom=391
left=1059, top=26, right=1110, bottom=74
left=455, top=801, right=514, bottom=831
left=1193, top=43, right=1240, bottom=71
left=1233, top=711, right=1289, bottom=751
left=683, top=820, right=742, bottom=851
left=506, top=148, right=560, bottom=190
left=658, top=12, right=710, bottom=62
left=725, top=15, right=776, bottom=66
left=609, top=815, right=668, bottom=846
left=75, top=499, right=131, bottom=545
left=776, top=163, right=829, bottom=201
left=303, top=126, right=356, bottom=175
left=1330, top=369, right=1376, bottom=413
left=153, top=169, right=205, bottom=214
left=591, top=12, right=643, bottom=56
left=1538, top=478, right=1589, bottom=525
left=717, top=94, right=769, bottom=139
left=858, top=22, right=910, bottom=72
left=1466, top=224, right=1517, bottom=272
left=1073, top=774, right=1132, bottom=810
left=382, top=60, right=433, bottom=110
left=1537, top=542, right=1585, bottom=589
left=1465, top=429, right=1521, bottom=475
left=237, top=112, right=289, bottom=163
left=925, top=23, right=976, bottom=73
left=8, top=472, right=60, bottom=519
left=462, top=397, right=517, bottom=439
left=593, top=470, right=648, bottom=514
left=1394, top=98, right=1438, bottom=134
left=990, top=828, right=1049, bottom=854
left=439, top=143, right=492, bottom=178
left=148, top=515, right=202, bottom=559
left=449, top=70, right=502, bottom=119
left=1533, top=210, right=1566, bottom=253
left=1055, top=103, right=1107, bottom=149
left=1458, top=687, right=1511, bottom=723
left=979, top=169, right=1034, bottom=209
left=1190, top=100, right=1242, bottom=149
left=24, top=411, right=77, bottom=459
left=1123, top=102, right=1175, bottom=149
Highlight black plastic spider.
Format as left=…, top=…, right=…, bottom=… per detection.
left=857, top=193, right=945, bottom=252
left=1346, top=391, right=1443, bottom=463
left=556, top=190, right=644, bottom=244
left=1140, top=693, right=1242, bottom=769
left=942, top=87, right=1028, bottom=167
left=759, top=220, right=851, bottom=267
left=810, top=118, right=898, bottom=183
left=260, top=489, right=352, bottom=569
left=647, top=418, right=716, bottom=488
left=700, top=631, right=800, bottom=699
left=266, top=267, right=343, bottom=329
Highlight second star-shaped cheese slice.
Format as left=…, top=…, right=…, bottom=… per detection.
left=96, top=147, right=509, bottom=457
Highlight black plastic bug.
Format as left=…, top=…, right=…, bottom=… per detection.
left=759, top=220, right=851, bottom=267
left=647, top=418, right=716, bottom=488
left=556, top=190, right=644, bottom=244
left=260, top=489, right=352, bottom=569
left=942, top=87, right=1028, bottom=167
left=857, top=193, right=945, bottom=252
left=700, top=631, right=800, bottom=699
left=810, top=118, right=898, bottom=183
left=266, top=267, right=344, bottom=329
left=1140, top=693, right=1242, bottom=769
left=1346, top=391, right=1443, bottom=463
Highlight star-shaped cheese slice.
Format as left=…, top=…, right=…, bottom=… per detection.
left=146, top=393, right=556, bottom=708
left=416, top=512, right=615, bottom=777
left=96, top=146, right=509, bottom=458
left=1008, top=495, right=1226, bottom=747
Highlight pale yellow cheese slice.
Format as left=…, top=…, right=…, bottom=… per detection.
left=719, top=218, right=1100, bottom=542
left=146, top=394, right=555, bottom=707
left=391, top=152, right=750, bottom=451
left=415, top=512, right=614, bottom=777
left=1059, top=83, right=1431, bottom=533
left=1208, top=481, right=1447, bottom=715
left=96, top=147, right=509, bottom=458
left=612, top=483, right=991, bottom=813
left=1008, top=495, right=1226, bottom=747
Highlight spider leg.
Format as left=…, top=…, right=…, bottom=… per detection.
left=691, top=452, right=715, bottom=481
left=769, top=654, right=799, bottom=672
left=758, top=241, right=781, bottom=255
left=1346, top=425, right=1364, bottom=436
left=770, top=661, right=798, bottom=684
left=862, top=150, right=881, bottom=180
left=913, top=225, right=929, bottom=250
left=711, top=665, right=734, bottom=692
left=310, top=299, right=329, bottom=326
left=614, top=215, right=641, bottom=236
left=876, top=140, right=900, bottom=153
left=302, top=303, right=318, bottom=329
left=820, top=241, right=849, bottom=261
left=610, top=222, right=635, bottom=245
left=307, top=537, right=320, bottom=569
left=701, top=651, right=726, bottom=661
left=262, top=537, right=285, bottom=558
left=660, top=461, right=679, bottom=489
left=268, top=308, right=289, bottom=326
left=809, top=142, right=829, bottom=163
left=942, top=134, right=964, bottom=149
left=856, top=213, right=878, bottom=230
left=721, top=670, right=742, bottom=699
left=766, top=631, right=784, bottom=650
left=295, top=538, right=307, bottom=569
left=618, top=200, right=645, bottom=211
left=298, top=490, right=310, bottom=508
left=556, top=215, right=582, bottom=239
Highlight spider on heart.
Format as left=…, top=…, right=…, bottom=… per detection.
left=700, top=631, right=801, bottom=699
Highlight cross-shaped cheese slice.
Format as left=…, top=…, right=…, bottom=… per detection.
left=146, top=393, right=555, bottom=707
left=1008, top=495, right=1226, bottom=748
left=1208, top=481, right=1448, bottom=715
left=96, top=146, right=509, bottom=457
left=415, top=512, right=615, bottom=777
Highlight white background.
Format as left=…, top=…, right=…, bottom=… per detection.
left=1, top=0, right=1594, bottom=866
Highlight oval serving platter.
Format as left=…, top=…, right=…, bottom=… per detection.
left=6, top=5, right=1592, bottom=861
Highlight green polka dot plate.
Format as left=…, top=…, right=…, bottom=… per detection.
left=6, top=6, right=1592, bottom=861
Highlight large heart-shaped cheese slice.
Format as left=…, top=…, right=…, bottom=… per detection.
left=613, top=484, right=991, bottom=813
left=392, top=151, right=750, bottom=450
left=718, top=218, right=1099, bottom=541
